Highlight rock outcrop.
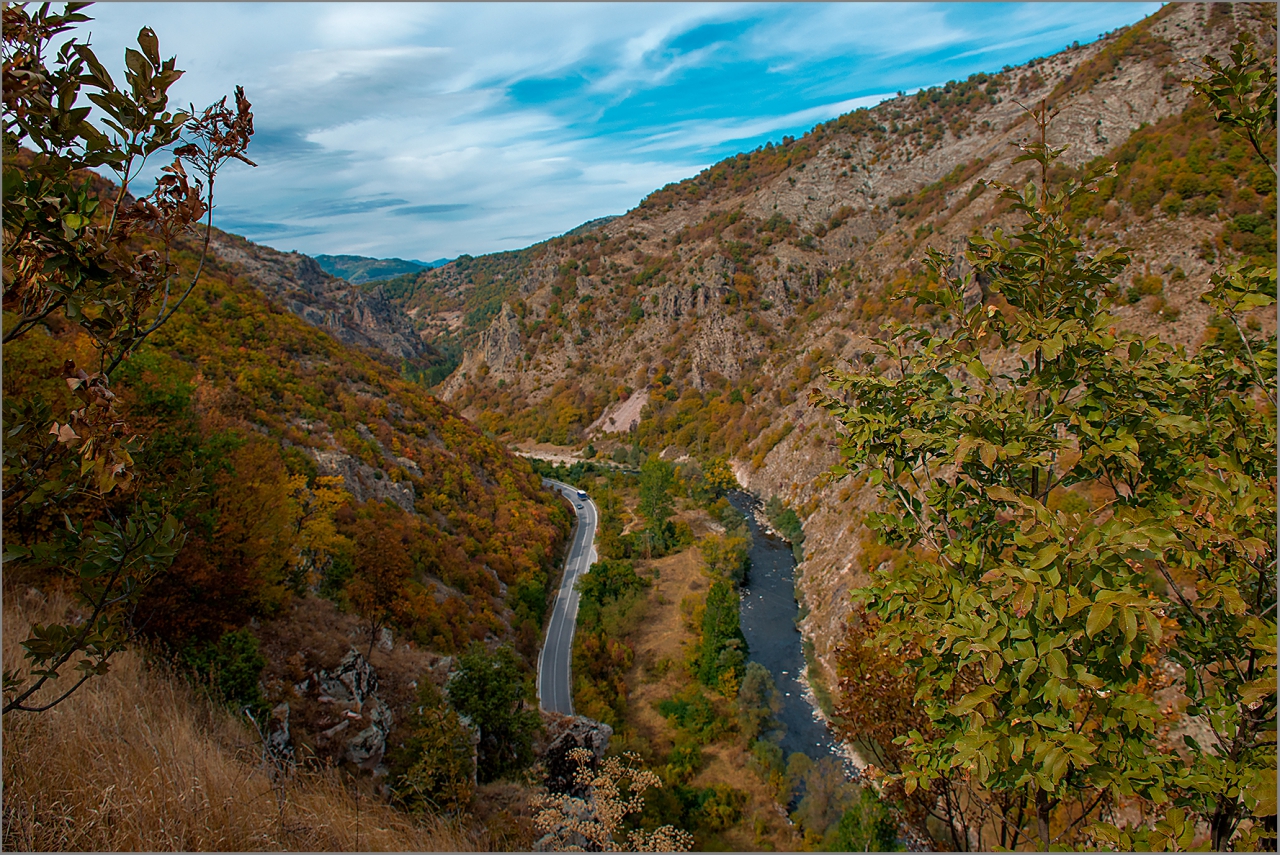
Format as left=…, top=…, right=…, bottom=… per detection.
left=310, top=448, right=416, bottom=513
left=442, top=301, right=524, bottom=397
left=537, top=712, right=613, bottom=797
left=293, top=648, right=395, bottom=771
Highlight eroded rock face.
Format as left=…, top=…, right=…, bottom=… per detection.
left=442, top=301, right=525, bottom=397
left=538, top=712, right=613, bottom=797
left=317, top=649, right=378, bottom=705
left=311, top=448, right=416, bottom=513
left=347, top=696, right=393, bottom=769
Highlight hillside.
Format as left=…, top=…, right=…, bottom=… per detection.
left=4, top=183, right=573, bottom=810
left=383, top=2, right=1275, bottom=686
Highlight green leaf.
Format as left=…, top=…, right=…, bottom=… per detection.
left=1086, top=603, right=1113, bottom=638
left=124, top=47, right=149, bottom=80
left=1030, top=543, right=1060, bottom=570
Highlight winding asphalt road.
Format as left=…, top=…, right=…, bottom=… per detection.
left=537, top=479, right=598, bottom=715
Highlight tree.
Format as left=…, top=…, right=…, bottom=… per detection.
left=698, top=579, right=746, bottom=696
left=343, top=503, right=416, bottom=658
left=736, top=660, right=783, bottom=743
left=815, top=77, right=1274, bottom=850
left=390, top=680, right=477, bottom=815
left=699, top=532, right=750, bottom=584
left=830, top=786, right=902, bottom=853
left=637, top=457, right=675, bottom=555
left=701, top=456, right=739, bottom=494
left=447, top=643, right=542, bottom=783
left=2, top=2, right=255, bottom=714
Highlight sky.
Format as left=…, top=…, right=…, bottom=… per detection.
left=72, top=3, right=1162, bottom=262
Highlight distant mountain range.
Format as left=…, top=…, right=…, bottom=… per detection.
left=313, top=253, right=452, bottom=284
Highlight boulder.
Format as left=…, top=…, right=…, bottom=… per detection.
left=539, top=712, right=613, bottom=797
left=314, top=648, right=378, bottom=707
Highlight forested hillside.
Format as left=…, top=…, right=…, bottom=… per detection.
left=314, top=253, right=440, bottom=285
left=4, top=1, right=1274, bottom=850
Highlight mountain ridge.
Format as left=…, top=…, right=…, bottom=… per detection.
left=313, top=253, right=451, bottom=285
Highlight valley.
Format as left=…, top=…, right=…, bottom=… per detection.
left=3, top=1, right=1274, bottom=851
left=382, top=2, right=1275, bottom=717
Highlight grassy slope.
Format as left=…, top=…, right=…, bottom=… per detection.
left=1, top=592, right=492, bottom=852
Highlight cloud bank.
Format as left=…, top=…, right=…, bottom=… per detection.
left=73, top=3, right=1160, bottom=260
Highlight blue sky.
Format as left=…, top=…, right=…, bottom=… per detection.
left=73, top=3, right=1161, bottom=261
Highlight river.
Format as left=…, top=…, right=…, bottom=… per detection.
left=728, top=491, right=844, bottom=763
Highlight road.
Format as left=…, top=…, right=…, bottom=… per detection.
left=537, top=478, right=599, bottom=715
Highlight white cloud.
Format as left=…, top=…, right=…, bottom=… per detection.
left=70, top=2, right=1162, bottom=260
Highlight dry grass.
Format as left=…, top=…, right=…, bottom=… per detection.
left=626, top=549, right=705, bottom=753
left=2, top=590, right=485, bottom=852
left=621, top=551, right=802, bottom=851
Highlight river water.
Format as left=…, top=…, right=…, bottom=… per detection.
left=728, top=491, right=843, bottom=762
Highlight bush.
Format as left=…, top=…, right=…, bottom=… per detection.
left=388, top=681, right=476, bottom=815
left=178, top=628, right=267, bottom=713
left=447, top=644, right=541, bottom=783
left=656, top=688, right=724, bottom=744
left=830, top=787, right=901, bottom=852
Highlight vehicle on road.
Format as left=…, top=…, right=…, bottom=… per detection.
left=576, top=489, right=588, bottom=500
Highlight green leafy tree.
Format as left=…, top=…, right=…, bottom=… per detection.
left=178, top=626, right=267, bottom=713
left=736, top=660, right=783, bottom=743
left=815, top=85, right=1274, bottom=848
left=698, top=579, right=746, bottom=695
left=447, top=643, right=541, bottom=783
left=638, top=457, right=676, bottom=556
left=699, top=532, right=750, bottom=584
left=2, top=3, right=254, bottom=714
left=830, top=786, right=901, bottom=852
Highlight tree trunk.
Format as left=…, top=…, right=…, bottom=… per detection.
left=1211, top=800, right=1237, bottom=851
left=1036, top=789, right=1052, bottom=850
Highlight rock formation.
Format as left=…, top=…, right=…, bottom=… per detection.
left=292, top=648, right=395, bottom=771
left=537, top=712, right=614, bottom=797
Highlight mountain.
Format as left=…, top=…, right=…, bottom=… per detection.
left=380, top=2, right=1275, bottom=684
left=313, top=253, right=450, bottom=285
